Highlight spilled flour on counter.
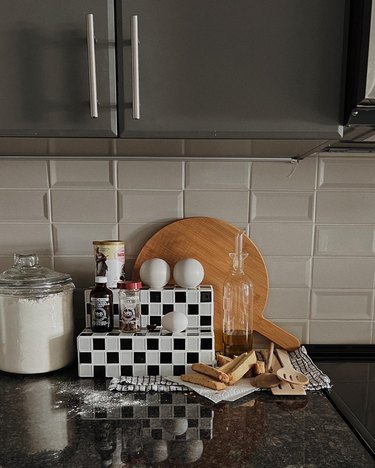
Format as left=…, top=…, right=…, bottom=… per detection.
left=53, top=380, right=147, bottom=417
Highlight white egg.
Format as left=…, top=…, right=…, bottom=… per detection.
left=161, top=311, right=188, bottom=333
left=173, top=258, right=204, bottom=288
left=139, top=258, right=170, bottom=289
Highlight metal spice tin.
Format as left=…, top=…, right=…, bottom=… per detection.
left=93, top=240, right=125, bottom=288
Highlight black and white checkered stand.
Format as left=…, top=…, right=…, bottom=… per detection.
left=77, top=286, right=215, bottom=378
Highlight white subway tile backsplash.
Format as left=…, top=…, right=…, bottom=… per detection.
left=185, top=161, right=249, bottom=190
left=316, top=191, right=375, bottom=224
left=251, top=158, right=316, bottom=190
left=54, top=256, right=93, bottom=288
left=251, top=191, right=314, bottom=221
left=118, top=191, right=183, bottom=223
left=271, top=320, right=308, bottom=343
left=0, top=161, right=48, bottom=188
left=53, top=224, right=118, bottom=255
left=312, top=257, right=375, bottom=289
left=0, top=190, right=48, bottom=222
left=2, top=154, right=375, bottom=345
left=315, top=225, right=375, bottom=256
left=50, top=138, right=112, bottom=155
left=264, top=256, right=311, bottom=288
left=119, top=223, right=168, bottom=256
left=0, top=224, right=52, bottom=255
left=310, top=321, right=372, bottom=344
left=250, top=222, right=313, bottom=256
left=311, top=290, right=373, bottom=320
left=264, top=288, right=310, bottom=319
left=50, top=161, right=115, bottom=188
left=118, top=161, right=183, bottom=190
left=184, top=190, right=249, bottom=223
left=319, top=157, right=375, bottom=189
left=51, top=190, right=116, bottom=222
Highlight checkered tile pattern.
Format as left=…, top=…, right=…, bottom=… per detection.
left=84, top=285, right=214, bottom=329
left=78, top=286, right=215, bottom=378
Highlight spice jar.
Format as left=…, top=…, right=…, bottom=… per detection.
left=118, top=281, right=142, bottom=332
left=0, top=253, right=75, bottom=374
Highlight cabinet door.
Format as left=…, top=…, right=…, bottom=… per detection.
left=119, top=0, right=346, bottom=139
left=0, top=0, right=117, bottom=137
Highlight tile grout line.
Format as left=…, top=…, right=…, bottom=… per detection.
left=46, top=160, right=55, bottom=270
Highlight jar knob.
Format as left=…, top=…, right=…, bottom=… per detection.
left=14, top=253, right=39, bottom=268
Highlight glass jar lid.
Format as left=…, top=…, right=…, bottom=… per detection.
left=0, top=253, right=74, bottom=297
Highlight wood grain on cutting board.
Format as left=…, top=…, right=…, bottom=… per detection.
left=133, top=217, right=300, bottom=351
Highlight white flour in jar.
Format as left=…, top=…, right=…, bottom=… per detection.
left=0, top=290, right=74, bottom=374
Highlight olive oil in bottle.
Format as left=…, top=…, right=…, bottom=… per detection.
left=223, top=330, right=253, bottom=358
left=222, top=231, right=253, bottom=358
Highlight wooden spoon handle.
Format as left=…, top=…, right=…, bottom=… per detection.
left=275, top=348, right=293, bottom=370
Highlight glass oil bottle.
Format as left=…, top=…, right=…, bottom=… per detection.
left=222, top=231, right=254, bottom=357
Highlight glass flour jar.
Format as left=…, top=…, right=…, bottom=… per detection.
left=0, top=253, right=75, bottom=374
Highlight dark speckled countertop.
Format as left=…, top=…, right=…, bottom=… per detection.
left=0, top=365, right=374, bottom=468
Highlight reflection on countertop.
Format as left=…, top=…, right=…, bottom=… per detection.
left=0, top=365, right=373, bottom=467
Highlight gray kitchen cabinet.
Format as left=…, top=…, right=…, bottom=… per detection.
left=118, top=0, right=347, bottom=139
left=0, top=1, right=117, bottom=137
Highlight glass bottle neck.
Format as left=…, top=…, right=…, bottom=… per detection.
left=230, top=252, right=247, bottom=273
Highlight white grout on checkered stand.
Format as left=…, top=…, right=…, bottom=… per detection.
left=77, top=285, right=215, bottom=378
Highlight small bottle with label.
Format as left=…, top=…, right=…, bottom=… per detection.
left=118, top=281, right=142, bottom=332
left=90, top=276, right=114, bottom=332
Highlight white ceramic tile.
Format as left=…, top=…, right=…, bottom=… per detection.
left=250, top=223, right=313, bottom=256
left=0, top=161, right=48, bottom=188
left=251, top=158, right=316, bottom=190
left=116, top=139, right=184, bottom=156
left=311, top=290, right=373, bottom=320
left=53, top=224, right=118, bottom=255
left=251, top=191, right=314, bottom=221
left=0, top=190, right=48, bottom=222
left=125, top=257, right=136, bottom=281
left=118, top=161, right=183, bottom=190
left=270, top=320, right=308, bottom=343
left=315, top=225, right=375, bottom=256
left=50, top=138, right=112, bottom=155
left=184, top=191, right=249, bottom=223
left=264, top=288, right=310, bottom=319
left=310, top=321, right=372, bottom=344
left=51, top=190, right=116, bottom=222
left=118, top=191, right=182, bottom=223
left=184, top=140, right=251, bottom=157
left=319, top=157, right=375, bottom=189
left=185, top=161, right=249, bottom=190
left=49, top=161, right=115, bottom=188
left=264, top=257, right=311, bottom=288
left=312, top=257, right=375, bottom=289
left=0, top=224, right=52, bottom=255
left=119, top=223, right=168, bottom=256
left=54, top=256, right=93, bottom=288
left=316, top=192, right=375, bottom=224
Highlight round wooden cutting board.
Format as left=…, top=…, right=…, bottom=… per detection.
left=133, top=217, right=300, bottom=351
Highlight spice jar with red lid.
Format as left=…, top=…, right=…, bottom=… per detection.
left=118, top=281, right=142, bottom=332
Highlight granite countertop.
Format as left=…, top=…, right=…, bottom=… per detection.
left=0, top=364, right=374, bottom=468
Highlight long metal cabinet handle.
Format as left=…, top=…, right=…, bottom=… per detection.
left=86, top=14, right=98, bottom=118
left=131, top=15, right=140, bottom=119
